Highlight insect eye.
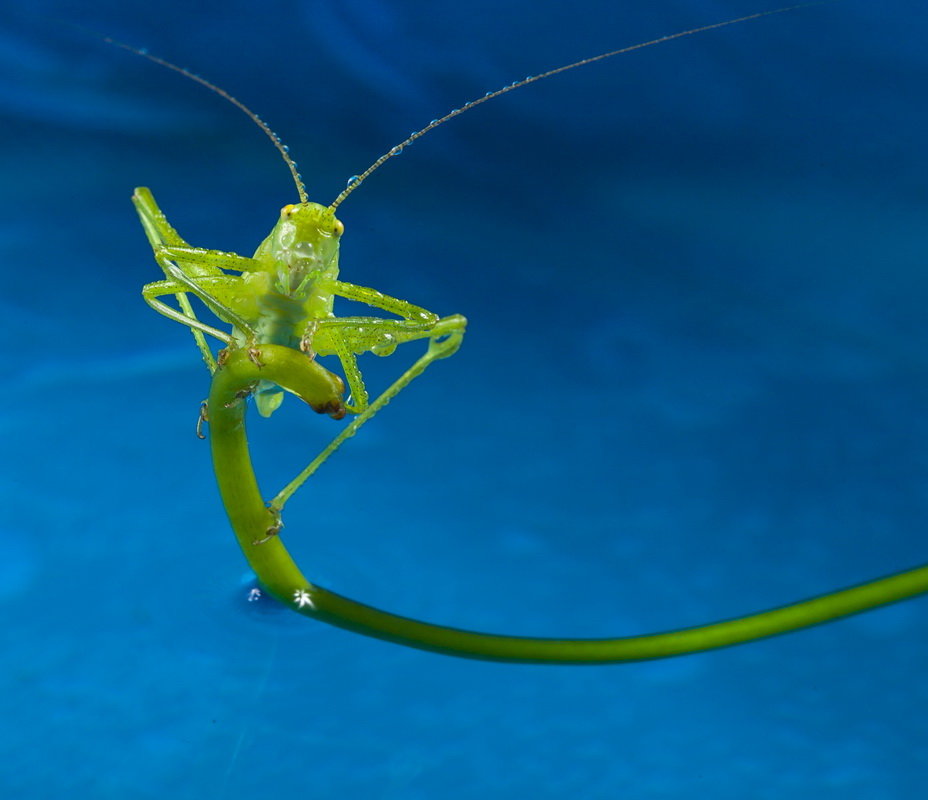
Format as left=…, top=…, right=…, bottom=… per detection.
left=281, top=204, right=295, bottom=217
left=333, top=220, right=345, bottom=237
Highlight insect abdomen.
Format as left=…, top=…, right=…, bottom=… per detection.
left=255, top=291, right=309, bottom=348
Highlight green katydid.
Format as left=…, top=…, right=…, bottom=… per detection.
left=122, top=6, right=805, bottom=515
left=118, top=5, right=928, bottom=663
left=135, top=184, right=466, bottom=422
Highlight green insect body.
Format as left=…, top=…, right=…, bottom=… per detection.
left=136, top=187, right=465, bottom=420
left=126, top=4, right=817, bottom=529
left=130, top=6, right=805, bottom=440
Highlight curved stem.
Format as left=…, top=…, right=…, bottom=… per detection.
left=209, top=345, right=928, bottom=663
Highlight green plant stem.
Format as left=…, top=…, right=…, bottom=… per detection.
left=209, top=345, right=928, bottom=663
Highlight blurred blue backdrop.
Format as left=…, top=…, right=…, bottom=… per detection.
left=1, top=1, right=926, bottom=797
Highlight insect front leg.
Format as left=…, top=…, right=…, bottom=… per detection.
left=328, top=279, right=438, bottom=327
left=142, top=278, right=233, bottom=353
left=314, top=313, right=466, bottom=413
left=157, top=258, right=258, bottom=339
left=314, top=316, right=434, bottom=412
left=142, top=272, right=258, bottom=372
left=307, top=278, right=450, bottom=411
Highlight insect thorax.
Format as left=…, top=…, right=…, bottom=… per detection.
left=247, top=201, right=345, bottom=346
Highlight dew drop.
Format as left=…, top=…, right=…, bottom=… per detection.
left=346, top=175, right=361, bottom=187
left=390, top=145, right=404, bottom=156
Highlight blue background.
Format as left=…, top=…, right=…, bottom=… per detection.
left=2, top=1, right=927, bottom=796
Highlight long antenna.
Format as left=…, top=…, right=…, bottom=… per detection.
left=104, top=37, right=309, bottom=203
left=328, top=4, right=817, bottom=210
